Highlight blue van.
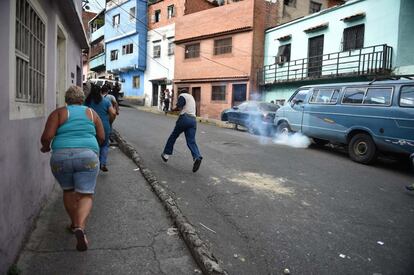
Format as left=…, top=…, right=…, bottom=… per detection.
left=274, top=80, right=414, bottom=164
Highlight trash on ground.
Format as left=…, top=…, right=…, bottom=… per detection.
left=199, top=222, right=217, bottom=234
left=167, top=227, right=178, bottom=236
left=377, top=241, right=384, bottom=245
left=133, top=168, right=140, bottom=171
left=194, top=269, right=202, bottom=274
left=339, top=254, right=346, bottom=258
left=283, top=268, right=291, bottom=274
left=239, top=257, right=246, bottom=262
left=233, top=254, right=238, bottom=258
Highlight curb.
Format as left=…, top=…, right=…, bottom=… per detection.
left=122, top=101, right=234, bottom=129
left=112, top=129, right=228, bottom=275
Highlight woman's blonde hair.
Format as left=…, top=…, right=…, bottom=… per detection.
left=65, top=85, right=85, bottom=105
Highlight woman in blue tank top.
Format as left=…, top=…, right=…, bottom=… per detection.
left=85, top=84, right=116, bottom=172
left=40, top=86, right=105, bottom=251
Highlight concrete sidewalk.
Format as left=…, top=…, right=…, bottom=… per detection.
left=16, top=147, right=199, bottom=274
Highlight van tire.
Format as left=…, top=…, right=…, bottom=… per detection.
left=276, top=121, right=291, bottom=136
left=348, top=133, right=377, bottom=164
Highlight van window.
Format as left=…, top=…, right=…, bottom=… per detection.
left=342, top=87, right=365, bottom=104
left=291, top=89, right=309, bottom=104
left=400, top=86, right=414, bottom=107
left=96, top=80, right=104, bottom=86
left=309, top=89, right=339, bottom=104
left=363, top=87, right=392, bottom=105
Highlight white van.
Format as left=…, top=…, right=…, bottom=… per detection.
left=86, top=79, right=124, bottom=99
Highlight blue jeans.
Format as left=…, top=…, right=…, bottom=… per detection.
left=163, top=114, right=202, bottom=160
left=50, top=148, right=99, bottom=194
left=100, top=143, right=109, bottom=166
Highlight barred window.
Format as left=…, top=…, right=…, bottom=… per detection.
left=343, top=24, right=364, bottom=51
left=110, top=50, right=118, bottom=61
left=211, top=85, right=226, bottom=101
left=309, top=1, right=322, bottom=13
left=112, top=14, right=120, bottom=27
left=132, top=76, right=140, bottom=88
left=122, top=43, right=133, bottom=55
left=167, top=5, right=175, bottom=19
left=185, top=43, right=200, bottom=59
left=129, top=7, right=135, bottom=21
left=153, top=45, right=161, bottom=58
left=15, top=0, right=45, bottom=104
left=214, top=37, right=232, bottom=55
left=168, top=41, right=174, bottom=56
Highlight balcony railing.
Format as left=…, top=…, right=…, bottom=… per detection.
left=89, top=52, right=105, bottom=71
left=90, top=26, right=104, bottom=44
left=258, top=44, right=393, bottom=86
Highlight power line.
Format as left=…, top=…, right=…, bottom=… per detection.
left=93, top=0, right=170, bottom=73
left=103, top=0, right=249, bottom=75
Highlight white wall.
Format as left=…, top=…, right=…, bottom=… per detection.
left=143, top=24, right=175, bottom=107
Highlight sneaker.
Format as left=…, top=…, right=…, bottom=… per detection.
left=74, top=228, right=88, bottom=252
left=192, top=158, right=202, bottom=173
left=405, top=184, right=414, bottom=191
left=100, top=165, right=108, bottom=172
left=161, top=153, right=169, bottom=162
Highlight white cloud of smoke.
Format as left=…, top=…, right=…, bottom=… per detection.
left=273, top=132, right=311, bottom=148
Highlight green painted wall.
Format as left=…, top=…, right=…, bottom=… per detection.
left=396, top=0, right=414, bottom=74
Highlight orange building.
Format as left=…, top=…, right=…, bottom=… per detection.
left=173, top=0, right=278, bottom=119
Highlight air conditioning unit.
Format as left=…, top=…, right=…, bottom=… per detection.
left=276, top=55, right=287, bottom=64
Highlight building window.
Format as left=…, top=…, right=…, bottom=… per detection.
left=167, top=5, right=175, bottom=19
left=276, top=44, right=291, bottom=64
left=133, top=76, right=140, bottom=88
left=212, top=85, right=226, bottom=101
left=309, top=1, right=322, bottom=13
left=153, top=45, right=161, bottom=58
left=112, top=14, right=120, bottom=27
left=154, top=10, right=161, bottom=23
left=168, top=40, right=175, bottom=55
left=343, top=24, right=364, bottom=51
left=185, top=43, right=200, bottom=59
left=284, top=0, right=296, bottom=7
left=122, top=44, right=133, bottom=55
left=110, top=50, right=118, bottom=61
left=15, top=0, right=45, bottom=104
left=129, top=7, right=135, bottom=21
left=214, top=37, right=232, bottom=55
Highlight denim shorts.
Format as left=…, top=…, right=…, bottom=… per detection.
left=50, top=148, right=99, bottom=194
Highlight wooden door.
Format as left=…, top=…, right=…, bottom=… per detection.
left=192, top=87, right=201, bottom=117
left=308, top=35, right=324, bottom=78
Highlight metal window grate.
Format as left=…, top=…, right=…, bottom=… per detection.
left=168, top=41, right=174, bottom=55
left=153, top=45, right=161, bottom=58
left=214, top=37, right=232, bottom=55
left=185, top=43, right=200, bottom=59
left=15, top=0, right=45, bottom=104
left=211, top=85, right=226, bottom=101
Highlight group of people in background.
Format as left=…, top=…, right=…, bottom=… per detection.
left=40, top=83, right=119, bottom=252
left=160, top=89, right=172, bottom=115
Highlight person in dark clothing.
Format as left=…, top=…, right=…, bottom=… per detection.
left=112, top=81, right=121, bottom=103
left=405, top=153, right=414, bottom=191
left=163, top=89, right=170, bottom=115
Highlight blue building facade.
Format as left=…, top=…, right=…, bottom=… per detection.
left=259, top=0, right=414, bottom=104
left=105, top=0, right=147, bottom=97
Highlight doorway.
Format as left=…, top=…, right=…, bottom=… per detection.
left=152, top=84, right=159, bottom=106
left=56, top=26, right=66, bottom=107
left=192, top=87, right=201, bottom=117
left=232, top=84, right=247, bottom=107
left=308, top=35, right=324, bottom=78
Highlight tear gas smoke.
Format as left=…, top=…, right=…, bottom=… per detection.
left=273, top=132, right=311, bottom=148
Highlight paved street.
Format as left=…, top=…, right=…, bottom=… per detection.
left=115, top=106, right=414, bottom=275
